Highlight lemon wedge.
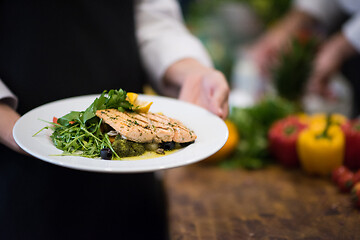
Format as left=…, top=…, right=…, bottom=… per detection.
left=126, top=92, right=152, bottom=113
left=133, top=100, right=153, bottom=113
left=126, top=92, right=138, bottom=105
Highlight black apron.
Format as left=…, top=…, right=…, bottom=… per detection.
left=0, top=1, right=168, bottom=239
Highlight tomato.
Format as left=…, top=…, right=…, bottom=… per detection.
left=53, top=117, right=58, bottom=124
left=331, top=166, right=350, bottom=184
left=53, top=116, right=75, bottom=125
left=337, top=171, right=354, bottom=193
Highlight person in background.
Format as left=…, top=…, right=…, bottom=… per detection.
left=249, top=0, right=360, bottom=115
left=0, top=0, right=229, bottom=239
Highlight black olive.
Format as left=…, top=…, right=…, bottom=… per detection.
left=100, top=148, right=112, bottom=160
left=180, top=141, right=195, bottom=147
left=159, top=141, right=175, bottom=151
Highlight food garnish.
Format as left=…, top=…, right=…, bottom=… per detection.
left=34, top=89, right=196, bottom=160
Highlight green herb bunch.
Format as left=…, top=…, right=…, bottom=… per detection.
left=223, top=96, right=297, bottom=169
left=272, top=32, right=319, bottom=102
left=35, top=89, right=133, bottom=159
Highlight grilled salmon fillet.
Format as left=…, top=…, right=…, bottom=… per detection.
left=96, top=109, right=196, bottom=143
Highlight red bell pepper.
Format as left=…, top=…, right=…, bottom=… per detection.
left=268, top=115, right=307, bottom=167
left=354, top=169, right=360, bottom=184
left=342, top=119, right=360, bottom=170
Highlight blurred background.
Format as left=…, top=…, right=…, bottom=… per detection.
left=177, top=0, right=356, bottom=170
left=179, top=0, right=353, bottom=116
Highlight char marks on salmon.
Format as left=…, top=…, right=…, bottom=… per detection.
left=96, top=109, right=196, bottom=143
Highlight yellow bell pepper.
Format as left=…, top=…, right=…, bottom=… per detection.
left=308, top=113, right=347, bottom=131
left=297, top=115, right=345, bottom=176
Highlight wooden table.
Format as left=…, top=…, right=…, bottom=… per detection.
left=164, top=163, right=360, bottom=240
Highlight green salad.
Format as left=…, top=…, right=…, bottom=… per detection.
left=34, top=89, right=136, bottom=160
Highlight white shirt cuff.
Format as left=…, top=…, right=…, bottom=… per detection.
left=343, top=13, right=360, bottom=53
left=294, top=0, right=343, bottom=27
left=0, top=80, right=18, bottom=109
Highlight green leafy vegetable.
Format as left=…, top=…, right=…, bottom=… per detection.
left=49, top=119, right=120, bottom=158
left=58, top=89, right=131, bottom=127
left=272, top=34, right=319, bottom=102
left=222, top=96, right=297, bottom=169
left=112, top=137, right=146, bottom=158
left=35, top=89, right=133, bottom=159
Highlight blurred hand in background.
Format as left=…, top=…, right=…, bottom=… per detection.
left=308, top=33, right=357, bottom=99
left=249, top=10, right=316, bottom=79
left=248, top=0, right=359, bottom=101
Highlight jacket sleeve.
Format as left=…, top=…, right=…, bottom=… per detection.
left=0, top=80, right=17, bottom=109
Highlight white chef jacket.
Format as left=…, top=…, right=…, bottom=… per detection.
left=295, top=0, right=360, bottom=51
left=0, top=0, right=212, bottom=109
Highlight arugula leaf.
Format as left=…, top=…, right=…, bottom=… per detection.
left=58, top=111, right=81, bottom=126
left=38, top=88, right=135, bottom=159
left=49, top=120, right=116, bottom=158
left=57, top=89, right=133, bottom=127
left=81, top=92, right=107, bottom=124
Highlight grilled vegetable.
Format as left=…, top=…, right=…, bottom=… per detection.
left=112, top=137, right=145, bottom=158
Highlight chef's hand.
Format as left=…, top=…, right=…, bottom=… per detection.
left=307, top=33, right=357, bottom=98
left=164, top=58, right=230, bottom=119
left=0, top=102, right=26, bottom=154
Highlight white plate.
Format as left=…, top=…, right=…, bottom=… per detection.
left=13, top=94, right=228, bottom=173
